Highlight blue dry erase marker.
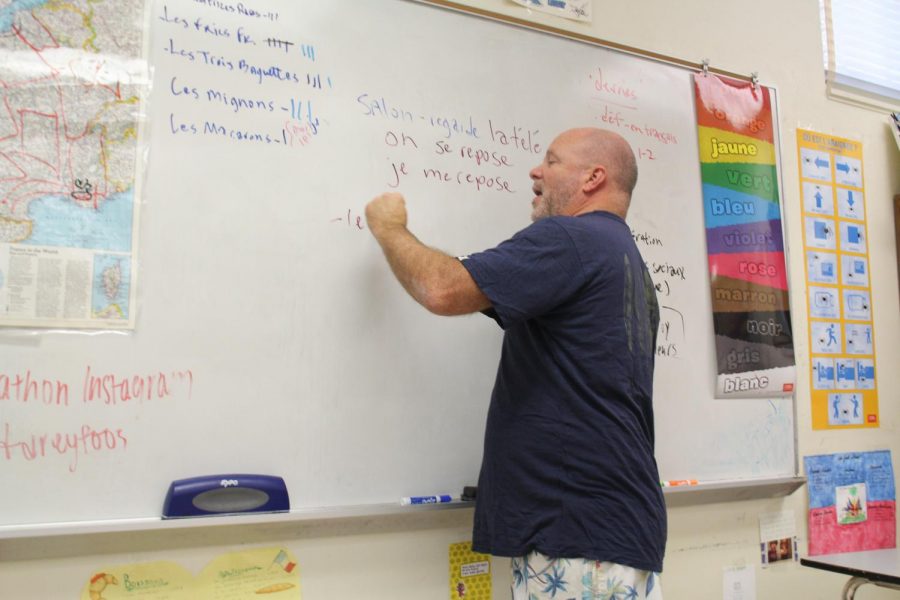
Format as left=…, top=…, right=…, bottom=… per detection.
left=400, top=494, right=453, bottom=506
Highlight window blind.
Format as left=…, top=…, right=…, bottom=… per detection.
left=820, top=0, right=900, bottom=108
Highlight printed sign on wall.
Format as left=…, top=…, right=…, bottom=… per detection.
left=449, top=541, right=491, bottom=600
left=694, top=74, right=795, bottom=398
left=797, top=130, right=879, bottom=429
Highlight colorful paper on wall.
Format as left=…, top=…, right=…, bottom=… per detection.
left=197, top=547, right=300, bottom=599
left=449, top=541, right=491, bottom=600
left=797, top=129, right=879, bottom=429
left=694, top=74, right=795, bottom=398
left=81, top=562, right=192, bottom=599
left=79, top=547, right=301, bottom=599
left=804, top=450, right=896, bottom=555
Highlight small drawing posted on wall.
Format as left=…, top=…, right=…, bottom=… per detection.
left=836, top=483, right=867, bottom=525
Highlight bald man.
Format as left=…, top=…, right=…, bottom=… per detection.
left=367, top=128, right=666, bottom=599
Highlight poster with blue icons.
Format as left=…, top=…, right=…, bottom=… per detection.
left=797, top=130, right=879, bottom=430
left=806, top=251, right=837, bottom=284
left=804, top=217, right=837, bottom=250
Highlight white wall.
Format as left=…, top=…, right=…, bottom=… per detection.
left=2, top=0, right=898, bottom=598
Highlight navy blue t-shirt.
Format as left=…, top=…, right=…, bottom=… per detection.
left=461, top=211, right=666, bottom=572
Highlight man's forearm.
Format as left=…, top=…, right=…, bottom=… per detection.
left=371, top=225, right=489, bottom=316
left=365, top=192, right=490, bottom=315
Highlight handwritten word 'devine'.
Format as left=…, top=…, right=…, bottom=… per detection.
left=1, top=420, right=127, bottom=472
left=591, top=68, right=638, bottom=102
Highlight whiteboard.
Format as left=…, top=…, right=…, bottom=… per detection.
left=0, top=0, right=795, bottom=528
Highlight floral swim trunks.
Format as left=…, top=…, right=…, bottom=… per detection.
left=511, top=551, right=663, bottom=600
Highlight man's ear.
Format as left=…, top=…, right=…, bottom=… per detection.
left=583, top=166, right=607, bottom=193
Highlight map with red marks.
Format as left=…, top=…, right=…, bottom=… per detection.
left=0, top=0, right=144, bottom=328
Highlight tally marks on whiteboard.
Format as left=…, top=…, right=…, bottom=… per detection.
left=693, top=74, right=795, bottom=399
